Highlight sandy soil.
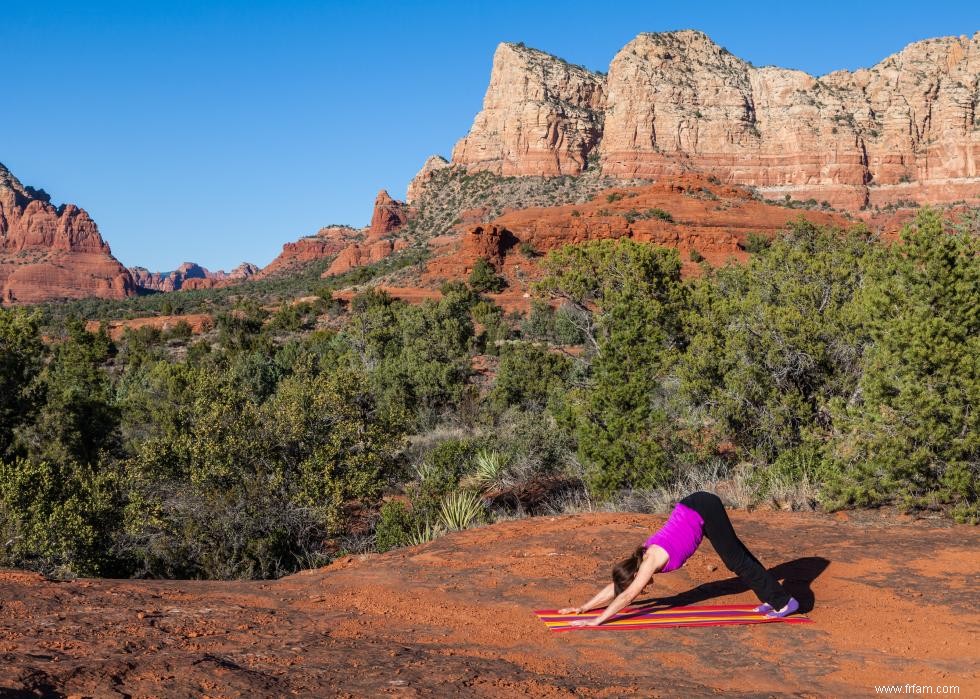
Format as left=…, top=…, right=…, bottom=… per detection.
left=1, top=509, right=977, bottom=697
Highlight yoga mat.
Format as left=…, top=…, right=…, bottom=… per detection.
left=534, top=604, right=812, bottom=632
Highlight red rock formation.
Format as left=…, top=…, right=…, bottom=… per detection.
left=129, top=261, right=259, bottom=292
left=449, top=32, right=980, bottom=209
left=257, top=226, right=362, bottom=278
left=424, top=174, right=847, bottom=284
left=368, top=190, right=411, bottom=240
left=0, top=163, right=135, bottom=304
left=323, top=238, right=409, bottom=277
left=314, top=192, right=413, bottom=277
left=462, top=224, right=517, bottom=268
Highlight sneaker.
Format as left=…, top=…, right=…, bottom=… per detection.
left=765, top=597, right=800, bottom=619
left=754, top=603, right=773, bottom=614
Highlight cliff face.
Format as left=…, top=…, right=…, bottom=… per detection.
left=0, top=163, right=135, bottom=304
left=451, top=32, right=980, bottom=208
left=451, top=42, right=606, bottom=177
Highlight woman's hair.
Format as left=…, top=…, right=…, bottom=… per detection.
left=612, top=546, right=646, bottom=596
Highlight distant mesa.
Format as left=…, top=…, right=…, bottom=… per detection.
left=129, top=261, right=259, bottom=292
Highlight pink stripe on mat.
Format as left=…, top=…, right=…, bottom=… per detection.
left=534, top=604, right=812, bottom=632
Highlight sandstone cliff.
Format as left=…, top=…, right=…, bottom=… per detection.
left=451, top=32, right=980, bottom=208
left=0, top=163, right=135, bottom=304
left=452, top=42, right=606, bottom=177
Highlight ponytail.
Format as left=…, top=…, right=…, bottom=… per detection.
left=612, top=546, right=646, bottom=596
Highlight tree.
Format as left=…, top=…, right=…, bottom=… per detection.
left=0, top=308, right=44, bottom=459
left=23, top=318, right=119, bottom=467
left=677, top=220, right=876, bottom=468
left=826, top=209, right=979, bottom=519
left=489, top=342, right=572, bottom=413
left=537, top=239, right=687, bottom=496
left=468, top=258, right=506, bottom=293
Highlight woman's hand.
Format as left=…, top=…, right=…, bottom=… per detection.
left=557, top=607, right=583, bottom=615
left=568, top=618, right=601, bottom=628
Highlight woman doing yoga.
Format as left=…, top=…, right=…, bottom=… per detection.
left=561, top=491, right=799, bottom=627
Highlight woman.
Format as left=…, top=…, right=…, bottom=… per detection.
left=560, top=491, right=799, bottom=627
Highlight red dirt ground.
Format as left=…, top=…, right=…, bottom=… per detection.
left=1, top=510, right=977, bottom=697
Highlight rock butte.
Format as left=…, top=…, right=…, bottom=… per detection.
left=434, top=31, right=980, bottom=209
left=322, top=190, right=414, bottom=276
left=0, top=163, right=135, bottom=304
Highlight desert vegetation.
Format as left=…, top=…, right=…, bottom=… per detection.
left=0, top=209, right=976, bottom=581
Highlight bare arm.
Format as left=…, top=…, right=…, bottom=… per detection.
left=571, top=547, right=666, bottom=627
left=558, top=583, right=615, bottom=615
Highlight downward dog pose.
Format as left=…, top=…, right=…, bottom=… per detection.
left=561, top=491, right=798, bottom=627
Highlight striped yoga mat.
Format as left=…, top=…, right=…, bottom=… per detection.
left=535, top=604, right=812, bottom=632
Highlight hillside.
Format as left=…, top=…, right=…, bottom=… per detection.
left=1, top=510, right=977, bottom=696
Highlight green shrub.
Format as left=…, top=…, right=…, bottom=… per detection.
left=647, top=208, right=674, bottom=223
left=489, top=342, right=572, bottom=413
left=518, top=241, right=541, bottom=258
left=375, top=500, right=416, bottom=552
left=469, top=258, right=506, bottom=293
left=0, top=456, right=124, bottom=576
left=741, top=232, right=771, bottom=253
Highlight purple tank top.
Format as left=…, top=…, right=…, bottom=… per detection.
left=644, top=502, right=704, bottom=572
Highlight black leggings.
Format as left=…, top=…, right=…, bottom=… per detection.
left=680, top=491, right=791, bottom=609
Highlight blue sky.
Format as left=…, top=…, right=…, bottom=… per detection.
left=2, top=1, right=976, bottom=271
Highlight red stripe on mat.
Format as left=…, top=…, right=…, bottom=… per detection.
left=534, top=604, right=812, bottom=632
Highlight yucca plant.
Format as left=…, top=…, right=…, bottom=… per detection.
left=462, top=449, right=508, bottom=493
left=407, top=520, right=443, bottom=547
left=438, top=490, right=486, bottom=531
left=413, top=461, right=438, bottom=486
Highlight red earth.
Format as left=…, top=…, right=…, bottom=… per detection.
left=1, top=509, right=977, bottom=697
